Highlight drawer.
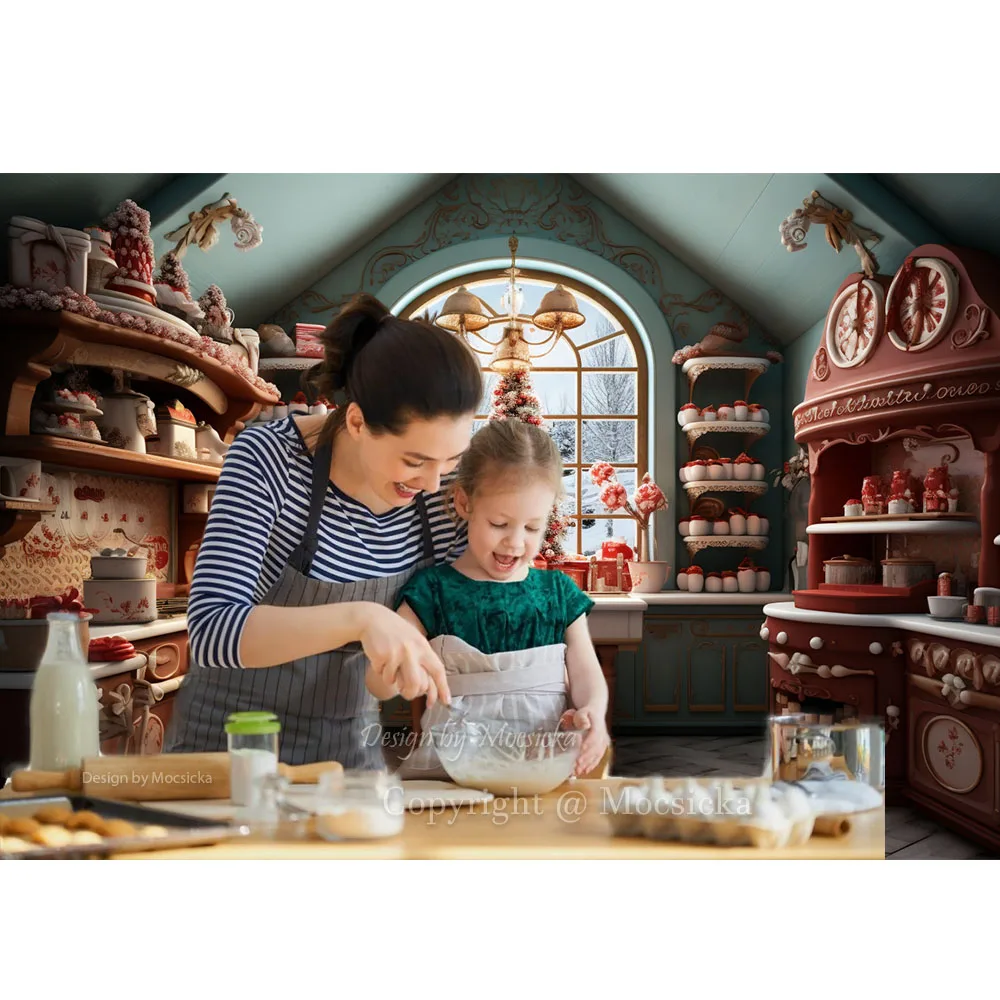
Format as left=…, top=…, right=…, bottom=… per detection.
left=764, top=617, right=901, bottom=662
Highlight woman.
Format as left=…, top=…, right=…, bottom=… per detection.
left=166, top=294, right=483, bottom=767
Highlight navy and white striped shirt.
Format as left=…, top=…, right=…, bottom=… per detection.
left=188, top=417, right=465, bottom=669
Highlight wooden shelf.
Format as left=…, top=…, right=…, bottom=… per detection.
left=0, top=499, right=57, bottom=547
left=683, top=420, right=769, bottom=443
left=681, top=355, right=771, bottom=395
left=683, top=535, right=769, bottom=552
left=807, top=519, right=979, bottom=536
left=682, top=480, right=768, bottom=498
left=0, top=436, right=219, bottom=483
left=819, top=512, right=976, bottom=522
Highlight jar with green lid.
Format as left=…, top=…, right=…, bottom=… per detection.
left=225, top=711, right=280, bottom=807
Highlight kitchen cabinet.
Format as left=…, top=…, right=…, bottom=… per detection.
left=614, top=609, right=769, bottom=729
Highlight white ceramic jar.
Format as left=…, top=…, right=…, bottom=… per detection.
left=749, top=404, right=765, bottom=423
left=751, top=463, right=766, bottom=481
left=707, top=461, right=725, bottom=481
left=713, top=519, right=731, bottom=535
left=738, top=567, right=756, bottom=593
left=746, top=514, right=762, bottom=536
left=687, top=570, right=705, bottom=593
left=728, top=512, right=747, bottom=535
left=733, top=460, right=753, bottom=481
left=733, top=401, right=749, bottom=421
left=758, top=516, right=769, bottom=535
left=689, top=517, right=710, bottom=537
left=756, top=569, right=771, bottom=591
left=678, top=404, right=701, bottom=426
left=687, top=462, right=707, bottom=482
left=677, top=569, right=688, bottom=591
left=722, top=573, right=739, bottom=593
left=679, top=464, right=690, bottom=483
left=678, top=518, right=691, bottom=537
left=705, top=574, right=723, bottom=594
left=9, top=217, right=92, bottom=295
left=719, top=459, right=733, bottom=480
left=701, top=406, right=717, bottom=422
left=717, top=404, right=734, bottom=421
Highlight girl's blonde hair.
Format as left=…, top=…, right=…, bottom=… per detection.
left=453, top=420, right=564, bottom=504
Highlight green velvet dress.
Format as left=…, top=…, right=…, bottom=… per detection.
left=396, top=564, right=594, bottom=654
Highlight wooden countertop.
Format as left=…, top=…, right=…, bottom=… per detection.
left=111, top=779, right=885, bottom=860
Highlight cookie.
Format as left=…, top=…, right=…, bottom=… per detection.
left=5, top=817, right=41, bottom=838
left=65, top=810, right=105, bottom=832
left=96, top=819, right=137, bottom=839
left=31, top=824, right=75, bottom=848
left=0, top=836, right=35, bottom=854
left=70, top=830, right=104, bottom=846
left=138, top=825, right=170, bottom=839
left=33, top=805, right=75, bottom=826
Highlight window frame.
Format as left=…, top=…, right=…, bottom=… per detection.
left=402, top=266, right=649, bottom=555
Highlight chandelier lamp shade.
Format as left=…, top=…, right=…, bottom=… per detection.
left=434, top=236, right=586, bottom=372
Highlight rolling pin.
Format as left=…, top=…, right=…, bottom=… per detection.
left=10, top=753, right=343, bottom=801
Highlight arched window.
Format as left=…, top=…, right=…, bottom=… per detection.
left=403, top=269, right=649, bottom=555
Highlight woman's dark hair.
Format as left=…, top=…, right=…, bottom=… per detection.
left=308, top=294, right=483, bottom=444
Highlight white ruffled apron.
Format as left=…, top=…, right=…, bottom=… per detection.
left=396, top=634, right=568, bottom=780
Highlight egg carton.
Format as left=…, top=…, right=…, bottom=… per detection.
left=608, top=778, right=814, bottom=849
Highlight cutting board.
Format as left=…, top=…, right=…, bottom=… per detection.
left=150, top=780, right=494, bottom=822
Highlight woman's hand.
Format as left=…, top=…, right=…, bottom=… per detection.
left=559, top=706, right=610, bottom=777
left=356, top=603, right=451, bottom=706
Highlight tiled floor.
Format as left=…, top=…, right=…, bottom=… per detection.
left=611, top=734, right=999, bottom=860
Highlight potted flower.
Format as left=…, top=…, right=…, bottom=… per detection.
left=589, top=462, right=670, bottom=593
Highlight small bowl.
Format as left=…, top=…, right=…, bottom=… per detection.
left=428, top=718, right=583, bottom=796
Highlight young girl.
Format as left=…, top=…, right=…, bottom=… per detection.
left=366, top=419, right=610, bottom=777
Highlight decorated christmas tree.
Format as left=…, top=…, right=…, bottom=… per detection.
left=488, top=369, right=543, bottom=425
left=155, top=251, right=191, bottom=295
left=540, top=506, right=572, bottom=561
left=197, top=284, right=233, bottom=342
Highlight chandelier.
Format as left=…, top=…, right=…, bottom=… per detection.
left=434, top=236, right=586, bottom=372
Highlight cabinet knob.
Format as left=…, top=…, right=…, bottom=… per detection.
left=869, top=642, right=883, bottom=655
left=809, top=636, right=824, bottom=650
left=760, top=626, right=770, bottom=641
left=776, top=631, right=788, bottom=645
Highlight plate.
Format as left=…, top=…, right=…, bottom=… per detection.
left=40, top=400, right=104, bottom=419
left=90, top=290, right=200, bottom=337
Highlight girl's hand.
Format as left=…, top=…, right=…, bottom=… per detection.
left=356, top=604, right=451, bottom=706
left=559, top=706, right=610, bottom=777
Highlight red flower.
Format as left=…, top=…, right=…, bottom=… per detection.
left=599, top=482, right=627, bottom=511
left=590, top=462, right=616, bottom=486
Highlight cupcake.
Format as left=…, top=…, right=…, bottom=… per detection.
left=678, top=517, right=692, bottom=537
left=737, top=558, right=756, bottom=593
left=756, top=569, right=771, bottom=592
left=273, top=400, right=289, bottom=420
left=688, top=460, right=709, bottom=482
left=728, top=508, right=747, bottom=535
left=679, top=464, right=690, bottom=483
left=713, top=517, right=731, bottom=535
left=718, top=457, right=733, bottom=480
left=677, top=568, right=689, bottom=591
left=757, top=515, right=769, bottom=535
left=717, top=404, right=735, bottom=421
left=705, top=572, right=723, bottom=594
left=309, top=397, right=328, bottom=416
left=748, top=403, right=765, bottom=423
left=687, top=565, right=705, bottom=593
left=887, top=493, right=911, bottom=515
left=700, top=405, right=717, bottom=423
left=289, top=392, right=309, bottom=415
left=844, top=499, right=863, bottom=517
left=746, top=513, right=762, bottom=536
left=689, top=516, right=710, bottom=536
left=733, top=399, right=749, bottom=420
left=864, top=494, right=886, bottom=516
left=733, top=453, right=754, bottom=481
left=707, top=460, right=725, bottom=481
left=257, top=404, right=274, bottom=423
left=677, top=403, right=701, bottom=427
left=948, top=488, right=959, bottom=513
left=722, top=570, right=739, bottom=593
left=751, top=462, right=766, bottom=481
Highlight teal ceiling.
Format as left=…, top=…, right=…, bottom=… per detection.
left=2, top=171, right=996, bottom=345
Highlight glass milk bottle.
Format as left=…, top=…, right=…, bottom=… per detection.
left=29, top=613, right=100, bottom=770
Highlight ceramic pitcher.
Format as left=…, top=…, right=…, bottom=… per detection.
left=99, top=391, right=156, bottom=454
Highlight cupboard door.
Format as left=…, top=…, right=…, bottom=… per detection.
left=732, top=639, right=768, bottom=712
left=640, top=618, right=683, bottom=714
left=687, top=640, right=726, bottom=713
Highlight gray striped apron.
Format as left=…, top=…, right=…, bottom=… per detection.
left=166, top=436, right=436, bottom=768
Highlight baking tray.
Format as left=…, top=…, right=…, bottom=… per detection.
left=0, top=794, right=247, bottom=859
